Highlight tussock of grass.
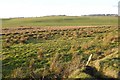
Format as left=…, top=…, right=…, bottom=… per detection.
left=1, top=26, right=118, bottom=79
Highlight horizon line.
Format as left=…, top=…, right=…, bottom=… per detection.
left=1, top=13, right=118, bottom=19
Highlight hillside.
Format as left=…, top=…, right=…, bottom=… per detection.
left=2, top=16, right=118, bottom=28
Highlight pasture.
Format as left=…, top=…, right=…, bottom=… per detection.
left=1, top=16, right=119, bottom=79
left=2, top=16, right=118, bottom=28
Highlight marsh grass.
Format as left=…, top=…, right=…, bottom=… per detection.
left=11, top=68, right=24, bottom=78
left=2, top=26, right=119, bottom=79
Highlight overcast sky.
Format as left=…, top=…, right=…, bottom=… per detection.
left=0, top=0, right=119, bottom=18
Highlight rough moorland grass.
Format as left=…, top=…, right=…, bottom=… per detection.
left=2, top=16, right=118, bottom=28
left=1, top=26, right=119, bottom=78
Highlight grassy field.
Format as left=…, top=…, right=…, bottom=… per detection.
left=2, top=16, right=118, bottom=28
left=1, top=16, right=119, bottom=79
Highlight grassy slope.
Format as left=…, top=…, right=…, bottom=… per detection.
left=2, top=16, right=118, bottom=28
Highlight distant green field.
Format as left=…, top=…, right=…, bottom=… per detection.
left=2, top=16, right=118, bottom=28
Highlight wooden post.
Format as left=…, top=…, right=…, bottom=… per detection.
left=86, top=54, right=93, bottom=66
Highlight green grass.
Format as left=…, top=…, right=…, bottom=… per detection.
left=1, top=26, right=119, bottom=78
left=1, top=15, right=119, bottom=79
left=2, top=16, right=118, bottom=28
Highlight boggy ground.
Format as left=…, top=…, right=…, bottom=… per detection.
left=1, top=26, right=119, bottom=79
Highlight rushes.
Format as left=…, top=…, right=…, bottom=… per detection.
left=49, top=51, right=83, bottom=78
left=11, top=68, right=24, bottom=78
left=29, top=59, right=35, bottom=69
left=37, top=48, right=44, bottom=60
left=50, top=53, right=61, bottom=72
left=102, top=32, right=117, bottom=49
left=29, top=58, right=36, bottom=78
left=2, top=26, right=119, bottom=78
left=81, top=41, right=94, bottom=50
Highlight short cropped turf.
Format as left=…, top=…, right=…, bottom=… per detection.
left=2, top=16, right=118, bottom=28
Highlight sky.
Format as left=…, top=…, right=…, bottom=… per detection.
left=0, top=0, right=119, bottom=18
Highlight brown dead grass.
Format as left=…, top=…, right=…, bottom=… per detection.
left=1, top=26, right=108, bottom=34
